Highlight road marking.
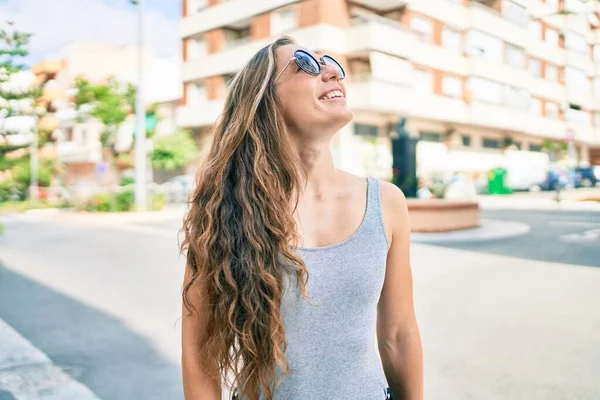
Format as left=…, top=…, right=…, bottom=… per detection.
left=548, top=220, right=600, bottom=227
left=0, top=319, right=101, bottom=399
left=560, top=229, right=600, bottom=243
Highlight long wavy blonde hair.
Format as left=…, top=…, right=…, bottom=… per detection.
left=181, top=36, right=310, bottom=400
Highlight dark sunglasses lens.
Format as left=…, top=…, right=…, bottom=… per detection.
left=295, top=51, right=320, bottom=75
left=322, top=55, right=346, bottom=80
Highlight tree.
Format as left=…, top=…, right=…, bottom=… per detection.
left=150, top=130, right=199, bottom=171
left=0, top=21, right=44, bottom=198
left=74, top=76, right=136, bottom=157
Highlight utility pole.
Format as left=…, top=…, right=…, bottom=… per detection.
left=133, top=0, right=147, bottom=211
left=29, top=124, right=39, bottom=200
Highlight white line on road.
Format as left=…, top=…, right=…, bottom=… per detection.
left=0, top=319, right=101, bottom=399
left=548, top=220, right=600, bottom=227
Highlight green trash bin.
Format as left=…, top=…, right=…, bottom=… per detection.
left=487, top=168, right=512, bottom=195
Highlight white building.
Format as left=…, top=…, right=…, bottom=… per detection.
left=178, top=0, right=600, bottom=180
left=34, top=42, right=181, bottom=184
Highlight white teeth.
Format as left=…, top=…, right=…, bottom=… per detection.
left=320, top=90, right=343, bottom=100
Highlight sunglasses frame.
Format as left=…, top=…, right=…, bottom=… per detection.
left=274, top=49, right=346, bottom=83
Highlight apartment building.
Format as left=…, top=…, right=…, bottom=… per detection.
left=33, top=43, right=181, bottom=184
left=178, top=0, right=600, bottom=180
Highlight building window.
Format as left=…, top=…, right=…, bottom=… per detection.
left=594, top=77, right=600, bottom=96
left=546, top=64, right=558, bottom=82
left=442, top=75, right=462, bottom=98
left=483, top=138, right=502, bottom=149
left=594, top=111, right=600, bottom=127
left=505, top=44, right=526, bottom=69
left=354, top=124, right=379, bottom=138
left=564, top=30, right=588, bottom=55
left=529, top=144, right=543, bottom=152
left=529, top=19, right=543, bottom=39
left=271, top=6, right=297, bottom=36
left=468, top=77, right=503, bottom=104
left=188, top=0, right=207, bottom=15
left=545, top=102, right=560, bottom=119
left=420, top=131, right=442, bottom=142
left=186, top=82, right=207, bottom=105
left=187, top=36, right=207, bottom=60
left=461, top=135, right=471, bottom=146
left=413, top=69, right=433, bottom=94
left=564, top=0, right=586, bottom=14
left=565, top=67, right=589, bottom=91
left=545, top=28, right=559, bottom=47
left=502, top=0, right=528, bottom=28
left=530, top=97, right=542, bottom=115
left=505, top=86, right=530, bottom=110
left=411, top=16, right=433, bottom=43
left=594, top=44, right=600, bottom=63
left=528, top=58, right=542, bottom=77
left=466, top=30, right=503, bottom=62
left=442, top=27, right=462, bottom=53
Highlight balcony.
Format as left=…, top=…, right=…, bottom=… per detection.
left=181, top=0, right=299, bottom=38
left=528, top=77, right=565, bottom=103
left=182, top=24, right=346, bottom=82
left=406, top=0, right=470, bottom=29
left=565, top=50, right=594, bottom=76
left=469, top=102, right=567, bottom=139
left=347, top=15, right=468, bottom=75
left=350, top=0, right=408, bottom=10
left=56, top=141, right=102, bottom=163
left=468, top=57, right=530, bottom=90
left=176, top=100, right=226, bottom=127
left=469, top=1, right=530, bottom=49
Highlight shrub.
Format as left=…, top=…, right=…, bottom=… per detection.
left=150, top=192, right=166, bottom=211
left=115, top=190, right=135, bottom=212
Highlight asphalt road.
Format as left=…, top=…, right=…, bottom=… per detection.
left=432, top=209, right=600, bottom=268
left=1, top=210, right=599, bottom=400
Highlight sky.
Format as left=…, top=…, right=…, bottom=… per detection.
left=0, top=0, right=181, bottom=66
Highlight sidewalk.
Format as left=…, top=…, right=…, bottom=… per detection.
left=0, top=319, right=100, bottom=399
left=478, top=187, right=600, bottom=211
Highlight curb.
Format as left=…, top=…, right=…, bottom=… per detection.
left=0, top=319, right=101, bottom=399
left=411, top=219, right=531, bottom=243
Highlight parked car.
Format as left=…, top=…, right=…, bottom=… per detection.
left=574, top=166, right=599, bottom=188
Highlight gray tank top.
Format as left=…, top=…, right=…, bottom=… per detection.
left=271, top=176, right=390, bottom=399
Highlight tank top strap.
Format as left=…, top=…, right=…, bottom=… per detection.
left=361, top=176, right=389, bottom=248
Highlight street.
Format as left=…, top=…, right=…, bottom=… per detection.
left=436, top=209, right=600, bottom=267
left=1, top=208, right=599, bottom=399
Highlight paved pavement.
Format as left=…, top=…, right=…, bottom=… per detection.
left=1, top=208, right=599, bottom=399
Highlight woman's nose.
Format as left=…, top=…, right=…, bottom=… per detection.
left=321, top=63, right=342, bottom=81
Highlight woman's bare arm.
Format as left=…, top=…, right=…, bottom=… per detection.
left=377, top=182, right=423, bottom=400
left=182, top=265, right=222, bottom=400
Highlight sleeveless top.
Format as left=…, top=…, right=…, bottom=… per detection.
left=265, top=176, right=390, bottom=399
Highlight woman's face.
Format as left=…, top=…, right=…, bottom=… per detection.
left=274, top=44, right=353, bottom=140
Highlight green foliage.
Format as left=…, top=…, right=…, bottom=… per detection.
left=74, top=76, right=136, bottom=151
left=0, top=21, right=32, bottom=73
left=120, top=176, right=135, bottom=186
left=150, top=192, right=166, bottom=211
left=150, top=130, right=199, bottom=171
left=78, top=189, right=165, bottom=212
left=0, top=199, right=63, bottom=213
left=114, top=190, right=135, bottom=212
left=11, top=158, right=53, bottom=188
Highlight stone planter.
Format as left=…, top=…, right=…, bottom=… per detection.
left=407, top=199, right=480, bottom=233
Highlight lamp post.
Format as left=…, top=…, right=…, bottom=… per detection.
left=131, top=0, right=147, bottom=211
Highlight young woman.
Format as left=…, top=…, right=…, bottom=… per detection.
left=181, top=36, right=423, bottom=400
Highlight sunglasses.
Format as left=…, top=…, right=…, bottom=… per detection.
left=274, top=49, right=346, bottom=83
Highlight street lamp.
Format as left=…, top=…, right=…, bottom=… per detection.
left=131, top=0, right=147, bottom=211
